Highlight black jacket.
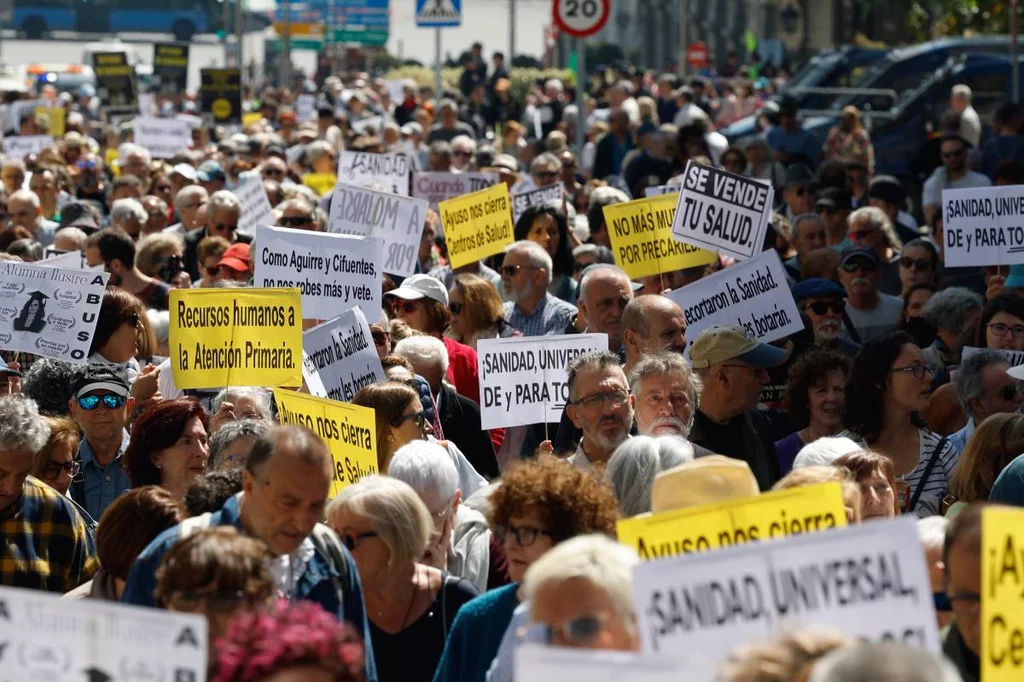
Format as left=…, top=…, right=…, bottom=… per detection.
left=437, top=382, right=500, bottom=479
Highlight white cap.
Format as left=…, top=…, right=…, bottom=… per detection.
left=1007, top=364, right=1024, bottom=381
left=171, top=163, right=198, bottom=181
left=386, top=274, right=449, bottom=306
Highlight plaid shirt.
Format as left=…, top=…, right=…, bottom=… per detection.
left=1, top=476, right=98, bottom=593
left=503, top=293, right=577, bottom=338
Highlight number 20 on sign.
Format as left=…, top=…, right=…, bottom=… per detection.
left=553, top=0, right=609, bottom=37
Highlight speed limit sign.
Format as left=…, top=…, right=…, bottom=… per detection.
left=553, top=0, right=610, bottom=38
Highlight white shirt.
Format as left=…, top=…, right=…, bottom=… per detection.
left=922, top=168, right=991, bottom=209
left=959, top=105, right=982, bottom=148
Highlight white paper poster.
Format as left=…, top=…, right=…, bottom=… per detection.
left=666, top=249, right=800, bottom=346
left=175, top=113, right=204, bottom=128
left=644, top=185, right=676, bottom=197
left=516, top=645, right=692, bottom=682
left=412, top=171, right=499, bottom=209
left=296, top=93, right=317, bottom=122
left=327, top=183, right=428, bottom=278
left=132, top=117, right=192, bottom=159
left=351, top=115, right=385, bottom=136
left=477, top=333, right=609, bottom=429
left=338, top=150, right=411, bottom=196
left=0, top=260, right=109, bottom=363
left=234, top=176, right=275, bottom=236
left=511, top=182, right=564, bottom=223
left=961, top=345, right=1024, bottom=367
left=39, top=250, right=103, bottom=272
left=302, top=308, right=386, bottom=402
left=2, top=135, right=53, bottom=160
left=138, top=92, right=156, bottom=116
left=254, top=225, right=382, bottom=321
left=942, top=185, right=1024, bottom=267
left=385, top=79, right=406, bottom=104
left=671, top=160, right=774, bottom=260
left=0, top=584, right=208, bottom=681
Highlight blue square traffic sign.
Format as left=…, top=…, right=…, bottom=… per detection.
left=415, top=0, right=461, bottom=27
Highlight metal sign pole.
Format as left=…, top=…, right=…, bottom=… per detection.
left=434, top=27, right=442, bottom=102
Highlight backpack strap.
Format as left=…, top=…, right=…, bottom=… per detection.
left=909, top=437, right=948, bottom=513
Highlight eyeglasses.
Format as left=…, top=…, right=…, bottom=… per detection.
left=900, top=257, right=933, bottom=272
left=370, top=329, right=390, bottom=346
left=339, top=531, right=378, bottom=551
left=542, top=612, right=613, bottom=646
left=125, top=312, right=141, bottom=328
left=279, top=215, right=313, bottom=228
left=43, top=460, right=81, bottom=479
left=999, top=381, right=1022, bottom=402
left=571, top=389, right=630, bottom=411
left=453, top=149, right=472, bottom=157
left=390, top=410, right=428, bottom=431
left=398, top=300, right=420, bottom=315
left=168, top=590, right=254, bottom=613
left=948, top=590, right=980, bottom=613
left=496, top=522, right=552, bottom=547
left=77, top=393, right=127, bottom=410
left=501, top=264, right=535, bottom=277
left=840, top=260, right=878, bottom=273
left=803, top=300, right=845, bottom=315
left=890, top=363, right=935, bottom=381
left=450, top=302, right=464, bottom=315
left=988, top=322, right=1024, bottom=339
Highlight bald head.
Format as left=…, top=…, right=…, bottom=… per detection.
left=246, top=424, right=331, bottom=479
left=579, top=264, right=633, bottom=350
left=622, top=295, right=688, bottom=364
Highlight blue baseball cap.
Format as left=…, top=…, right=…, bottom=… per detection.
left=792, top=278, right=847, bottom=303
left=197, top=160, right=226, bottom=183
left=0, top=357, right=20, bottom=377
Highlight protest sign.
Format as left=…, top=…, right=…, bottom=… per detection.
left=7, top=98, right=44, bottom=132
left=0, top=260, right=108, bottom=363
left=133, top=117, right=191, bottom=159
left=176, top=113, right=203, bottom=129
left=137, top=92, right=156, bottom=116
left=351, top=115, right=385, bottom=136
left=511, top=182, right=564, bottom=223
left=942, top=185, right=1024, bottom=267
left=338, top=150, right=411, bottom=195
left=0, top=584, right=208, bottom=680
left=302, top=309, right=386, bottom=402
left=327, top=183, right=428, bottom=278
left=153, top=42, right=190, bottom=95
left=666, top=249, right=801, bottom=346
left=603, top=195, right=717, bottom=280
left=982, top=506, right=1024, bottom=681
left=296, top=93, right=317, bottom=122
left=91, top=51, right=137, bottom=108
left=617, top=482, right=847, bottom=560
left=961, top=346, right=1024, bottom=367
left=385, top=79, right=405, bottom=104
left=200, top=68, right=242, bottom=124
left=39, top=250, right=102, bottom=272
left=253, top=225, right=382, bottom=321
left=242, top=111, right=262, bottom=129
left=439, top=183, right=515, bottom=269
left=36, top=104, right=64, bottom=136
left=273, top=388, right=378, bottom=498
left=516, top=645, right=687, bottom=682
left=477, top=334, right=609, bottom=429
left=234, top=176, right=275, bottom=235
left=168, top=288, right=302, bottom=390
left=2, top=135, right=53, bottom=160
left=412, top=171, right=499, bottom=209
left=303, top=172, right=338, bottom=197
left=644, top=185, right=676, bottom=197
left=671, top=160, right=774, bottom=260
left=633, top=518, right=940, bottom=663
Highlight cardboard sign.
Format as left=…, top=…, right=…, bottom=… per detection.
left=296, top=94, right=317, bottom=122
left=0, top=584, right=208, bottom=679
left=0, top=261, right=108, bottom=363
left=273, top=388, right=378, bottom=499
left=633, top=518, right=940, bottom=664
left=439, top=183, right=515, bottom=269
left=2, top=135, right=53, bottom=160
left=516, top=645, right=686, bottom=682
left=91, top=51, right=137, bottom=108
left=133, top=117, right=191, bottom=159
left=234, top=177, right=275, bottom=236
left=327, top=183, right=427, bottom=278
left=302, top=309, right=386, bottom=402
left=338, top=150, right=411, bottom=195
left=168, top=288, right=303, bottom=390
left=253, top=226, right=382, bottom=321
left=604, top=195, right=717, bottom=279
left=477, top=333, right=609, bottom=429
left=303, top=172, right=338, bottom=197
left=617, top=482, right=847, bottom=560
left=412, top=171, right=499, bottom=209
left=942, top=185, right=1024, bottom=267
left=961, top=345, right=1024, bottom=367
left=153, top=42, right=190, bottom=95
left=982, top=506, right=1024, bottom=681
left=200, top=68, right=242, bottom=124
left=644, top=185, right=676, bottom=197
left=671, top=160, right=774, bottom=260
left=666, top=249, right=801, bottom=346
left=511, top=182, right=564, bottom=223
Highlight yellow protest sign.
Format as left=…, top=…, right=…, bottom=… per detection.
left=169, top=288, right=303, bottom=390
left=105, top=148, right=120, bottom=179
left=273, top=388, right=378, bottom=498
left=303, top=172, right=337, bottom=197
left=36, top=105, right=65, bottom=136
left=604, top=194, right=716, bottom=280
left=982, top=506, right=1024, bottom=681
left=439, top=182, right=514, bottom=269
left=617, top=482, right=847, bottom=560
left=242, top=111, right=262, bottom=129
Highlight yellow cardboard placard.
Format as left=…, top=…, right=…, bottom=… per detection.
left=273, top=388, right=378, bottom=499
left=169, top=288, right=303, bottom=390
left=37, top=105, right=65, bottom=137
left=242, top=111, right=262, bottom=129
left=604, top=195, right=716, bottom=280
left=105, top=147, right=120, bottom=179
left=303, top=172, right=337, bottom=197
left=439, top=182, right=514, bottom=269
left=616, top=482, right=847, bottom=560
left=982, top=506, right=1024, bottom=681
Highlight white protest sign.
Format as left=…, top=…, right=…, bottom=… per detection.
left=7, top=98, right=45, bottom=131
left=296, top=93, right=317, bottom=122
left=351, top=115, right=385, bottom=136
left=338, top=150, right=411, bottom=195
left=0, top=260, right=108, bottom=363
left=0, top=584, right=208, bottom=680
left=132, top=117, right=192, bottom=159
left=516, top=645, right=691, bottom=682
left=666, top=249, right=800, bottom=346
left=961, top=345, right=1024, bottom=367
left=412, top=171, right=499, bottom=209
left=234, top=176, right=275, bottom=235
left=254, top=225, right=382, bottom=321
left=39, top=250, right=103, bottom=272
left=175, top=113, right=204, bottom=128
left=644, top=185, right=676, bottom=197
left=477, top=333, right=609, bottom=429
left=671, top=160, right=774, bottom=260
left=511, top=182, right=564, bottom=223
left=2, top=135, right=53, bottom=160
left=633, top=518, right=940, bottom=665
left=328, top=182, right=428, bottom=278
left=302, top=308, right=386, bottom=402
left=138, top=92, right=156, bottom=116
left=385, top=79, right=406, bottom=104
left=942, top=185, right=1024, bottom=267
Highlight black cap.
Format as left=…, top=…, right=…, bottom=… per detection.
left=71, top=363, right=130, bottom=400
left=784, top=163, right=815, bottom=188
left=265, top=143, right=286, bottom=159
left=59, top=201, right=100, bottom=232
left=815, top=186, right=852, bottom=210
left=868, top=175, right=906, bottom=205
left=839, top=244, right=881, bottom=267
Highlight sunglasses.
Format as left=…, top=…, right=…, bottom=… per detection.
left=533, top=170, right=558, bottom=180
left=574, top=260, right=595, bottom=273
left=397, top=300, right=420, bottom=315
left=339, top=531, right=378, bottom=552
left=279, top=215, right=313, bottom=227
left=900, top=257, right=932, bottom=272
left=804, top=300, right=845, bottom=315
left=501, top=264, right=533, bottom=277
left=371, top=329, right=390, bottom=346
left=390, top=410, right=428, bottom=430
left=453, top=149, right=472, bottom=157
left=264, top=168, right=285, bottom=177
left=205, top=266, right=219, bottom=277
left=841, top=260, right=878, bottom=273
left=999, top=382, right=1022, bottom=401
left=450, top=302, right=464, bottom=315
left=817, top=205, right=837, bottom=215
left=77, top=393, right=126, bottom=410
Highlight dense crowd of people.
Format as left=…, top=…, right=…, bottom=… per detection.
left=2, top=40, right=1024, bottom=682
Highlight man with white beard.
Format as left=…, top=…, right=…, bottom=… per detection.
left=793, top=278, right=861, bottom=357
left=628, top=352, right=714, bottom=456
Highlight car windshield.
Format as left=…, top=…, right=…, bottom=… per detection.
left=787, top=53, right=840, bottom=90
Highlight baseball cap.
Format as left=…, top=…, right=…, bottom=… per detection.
left=838, top=244, right=880, bottom=267
left=651, top=456, right=760, bottom=513
left=814, top=186, right=851, bottom=211
left=1007, top=363, right=1024, bottom=381
left=868, top=175, right=905, bottom=206
left=0, top=357, right=20, bottom=377
left=217, top=243, right=251, bottom=272
left=172, top=163, right=198, bottom=182
left=689, top=324, right=787, bottom=369
left=71, top=364, right=130, bottom=400
left=197, top=160, right=226, bottom=183
left=58, top=201, right=100, bottom=232
left=792, top=278, right=847, bottom=303
left=385, top=274, right=449, bottom=306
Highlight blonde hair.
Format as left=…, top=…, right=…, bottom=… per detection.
left=717, top=626, right=852, bottom=682
left=135, top=232, right=184, bottom=278
left=327, top=475, right=431, bottom=565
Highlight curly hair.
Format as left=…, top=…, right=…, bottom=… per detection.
left=784, top=350, right=851, bottom=429
left=21, top=358, right=78, bottom=416
left=949, top=413, right=1024, bottom=503
left=211, top=600, right=365, bottom=682
left=842, top=330, right=917, bottom=443
left=124, top=399, right=209, bottom=488
left=489, top=455, right=618, bottom=542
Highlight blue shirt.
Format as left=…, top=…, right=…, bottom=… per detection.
left=766, top=126, right=821, bottom=168
left=990, top=453, right=1024, bottom=507
left=503, top=292, right=576, bottom=337
left=76, top=429, right=131, bottom=521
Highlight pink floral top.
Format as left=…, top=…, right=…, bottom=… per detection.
left=826, top=126, right=875, bottom=174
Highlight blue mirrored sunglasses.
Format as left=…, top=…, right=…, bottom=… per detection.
left=77, top=394, right=126, bottom=410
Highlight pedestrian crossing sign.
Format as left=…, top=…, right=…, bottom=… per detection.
left=415, top=0, right=462, bottom=27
